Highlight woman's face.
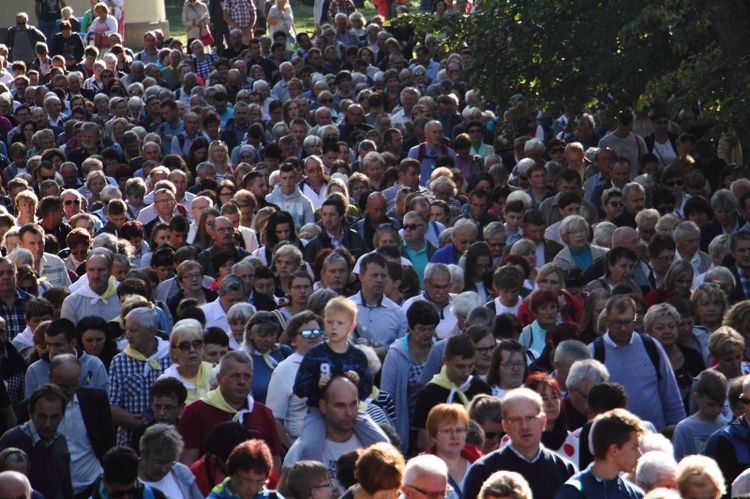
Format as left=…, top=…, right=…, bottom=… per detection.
left=288, top=277, right=312, bottom=306
left=206, top=122, right=220, bottom=140
left=194, top=147, right=208, bottom=162
left=140, top=451, right=176, bottom=482
left=114, top=101, right=127, bottom=117
left=535, top=302, right=559, bottom=329
left=695, top=293, right=723, bottom=326
left=231, top=469, right=269, bottom=499
left=498, top=350, right=525, bottom=390
left=672, top=273, right=693, bottom=297
left=81, top=328, right=106, bottom=357
left=566, top=226, right=588, bottom=251
left=23, top=123, right=35, bottom=139
left=523, top=249, right=536, bottom=269
left=288, top=84, right=302, bottom=99
left=350, top=181, right=368, bottom=202
left=153, top=228, right=169, bottom=247
left=229, top=318, right=247, bottom=343
left=537, top=384, right=560, bottom=425
left=17, top=200, right=35, bottom=217
left=218, top=259, right=234, bottom=279
left=608, top=257, right=635, bottom=283
left=275, top=254, right=298, bottom=278
left=112, top=121, right=126, bottom=138
left=249, top=326, right=277, bottom=353
left=292, top=320, right=324, bottom=356
left=431, top=206, right=450, bottom=226
left=89, top=176, right=105, bottom=195
left=218, top=187, right=234, bottom=205
left=648, top=315, right=678, bottom=348
left=433, top=418, right=467, bottom=455
left=716, top=345, right=744, bottom=379
left=473, top=334, right=495, bottom=373
left=210, top=145, right=226, bottom=163
left=473, top=255, right=492, bottom=281
left=180, top=267, right=203, bottom=293
left=274, top=222, right=292, bottom=242
left=204, top=215, right=217, bottom=238
left=173, top=336, right=204, bottom=370
left=361, top=50, right=372, bottom=64
left=251, top=65, right=265, bottom=80
left=73, top=218, right=95, bottom=237
left=537, top=271, right=561, bottom=294
left=286, top=103, right=298, bottom=121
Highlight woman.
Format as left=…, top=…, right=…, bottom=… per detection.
left=662, top=166, right=691, bottom=218
left=226, top=303, right=255, bottom=351
left=508, top=239, right=537, bottom=287
left=478, top=472, right=532, bottom=499
left=266, top=312, right=325, bottom=444
left=644, top=304, right=705, bottom=413
left=77, top=316, right=119, bottom=370
left=183, top=0, right=209, bottom=51
left=242, top=311, right=292, bottom=405
left=208, top=439, right=278, bottom=499
left=554, top=215, right=607, bottom=273
left=645, top=259, right=694, bottom=307
left=192, top=207, right=220, bottom=250
left=285, top=461, right=332, bottom=499
left=466, top=325, right=496, bottom=380
left=462, top=242, right=493, bottom=302
left=252, top=212, right=303, bottom=265
left=578, top=288, right=610, bottom=344
left=12, top=121, right=38, bottom=149
left=347, top=173, right=370, bottom=204
left=191, top=40, right=218, bottom=79
left=86, top=2, right=118, bottom=44
left=423, top=404, right=483, bottom=498
left=518, top=290, right=561, bottom=354
left=82, top=170, right=107, bottom=207
left=341, top=443, right=404, bottom=499
left=442, top=292, right=483, bottom=338
left=517, top=263, right=583, bottom=328
left=208, top=250, right=238, bottom=291
left=524, top=373, right=569, bottom=455
left=453, top=134, right=484, bottom=187
left=168, top=261, right=218, bottom=319
left=268, top=0, right=296, bottom=50
left=583, top=246, right=641, bottom=295
left=208, top=139, right=233, bottom=180
left=280, top=271, right=313, bottom=323
left=217, top=179, right=237, bottom=208
left=273, top=243, right=304, bottom=299
left=281, top=100, right=299, bottom=128
left=186, top=137, right=210, bottom=176
left=139, top=424, right=203, bottom=499
left=160, top=319, right=213, bottom=404
left=486, top=340, right=528, bottom=399
left=15, top=191, right=38, bottom=226
left=692, top=283, right=727, bottom=353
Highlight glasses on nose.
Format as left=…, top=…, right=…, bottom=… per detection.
left=609, top=201, right=624, bottom=207
left=404, top=484, right=454, bottom=498
left=182, top=272, right=202, bottom=281
left=476, top=346, right=494, bottom=355
left=437, top=428, right=467, bottom=437
left=500, top=362, right=524, bottom=370
left=64, top=199, right=81, bottom=206
left=666, top=180, right=684, bottom=187
left=549, top=147, right=565, bottom=154
left=299, top=329, right=325, bottom=339
left=71, top=249, right=88, bottom=257
left=250, top=314, right=280, bottom=326
left=176, top=339, right=203, bottom=351
left=608, top=318, right=636, bottom=328
left=505, top=414, right=541, bottom=426
left=402, top=223, right=424, bottom=231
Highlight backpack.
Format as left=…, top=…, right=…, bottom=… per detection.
left=592, top=333, right=662, bottom=382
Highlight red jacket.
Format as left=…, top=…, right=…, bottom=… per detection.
left=516, top=289, right=583, bottom=328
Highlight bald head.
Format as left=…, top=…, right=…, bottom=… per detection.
left=612, top=227, right=641, bottom=252
left=0, top=471, right=32, bottom=499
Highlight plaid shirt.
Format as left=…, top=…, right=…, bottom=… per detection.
left=109, top=349, right=172, bottom=446
left=327, top=0, right=356, bottom=23
left=224, top=0, right=256, bottom=30
left=0, top=288, right=33, bottom=341
left=40, top=253, right=72, bottom=289
left=193, top=52, right=218, bottom=78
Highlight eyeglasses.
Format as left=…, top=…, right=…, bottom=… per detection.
left=402, top=223, right=425, bottom=231
left=698, top=282, right=721, bottom=290
left=403, top=484, right=454, bottom=498
left=182, top=272, right=202, bottom=281
left=250, top=313, right=280, bottom=326
left=319, top=98, right=333, bottom=104
left=549, top=147, right=565, bottom=154
left=290, top=284, right=312, bottom=291
left=299, top=329, right=325, bottom=339
left=608, top=318, right=637, bottom=328
left=312, top=482, right=333, bottom=490
left=500, top=362, right=524, bottom=370
left=40, top=174, right=56, bottom=180
left=234, top=476, right=268, bottom=488
left=130, top=90, right=143, bottom=96
left=476, top=346, right=494, bottom=355
left=666, top=180, right=684, bottom=187
left=609, top=201, right=624, bottom=207
left=414, top=71, right=426, bottom=76
left=71, top=249, right=89, bottom=257
left=175, top=339, right=203, bottom=351
left=739, top=395, right=750, bottom=405
left=437, top=428, right=467, bottom=436
left=655, top=254, right=676, bottom=263
left=505, top=414, right=542, bottom=426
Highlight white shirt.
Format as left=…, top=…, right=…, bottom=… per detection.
left=201, top=298, right=230, bottom=332
left=265, top=352, right=307, bottom=440
left=59, top=395, right=102, bottom=494
left=141, top=471, right=182, bottom=499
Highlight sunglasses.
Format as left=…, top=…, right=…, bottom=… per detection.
left=64, top=199, right=81, bottom=206
left=609, top=201, right=624, bottom=207
left=666, top=180, right=684, bottom=187
left=377, top=223, right=396, bottom=230
left=414, top=71, right=426, bottom=76
left=299, top=329, right=325, bottom=338
left=175, top=339, right=203, bottom=351
left=402, top=223, right=424, bottom=231
left=319, top=99, right=333, bottom=104
left=549, top=147, right=565, bottom=154
left=251, top=314, right=280, bottom=326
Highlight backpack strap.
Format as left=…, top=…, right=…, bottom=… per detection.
left=639, top=333, right=663, bottom=382
left=592, top=336, right=605, bottom=363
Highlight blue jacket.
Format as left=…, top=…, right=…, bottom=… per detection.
left=430, top=244, right=460, bottom=265
left=381, top=336, right=416, bottom=452
left=555, top=469, right=644, bottom=499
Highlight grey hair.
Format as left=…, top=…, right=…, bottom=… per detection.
left=361, top=151, right=384, bottom=170
left=226, top=302, right=256, bottom=324
left=465, top=306, right=495, bottom=330
left=553, top=340, right=592, bottom=366
left=429, top=176, right=457, bottom=197
left=559, top=215, right=589, bottom=242
left=403, top=210, right=427, bottom=225
left=655, top=214, right=679, bottom=235
left=425, top=263, right=451, bottom=285
left=196, top=162, right=217, bottom=175
left=566, top=359, right=609, bottom=391
left=708, top=233, right=731, bottom=261
left=438, top=228, right=454, bottom=247
left=140, top=423, right=184, bottom=460
left=403, top=455, right=448, bottom=485
left=451, top=291, right=483, bottom=317
left=446, top=263, right=463, bottom=288
left=636, top=451, right=678, bottom=492
left=321, top=252, right=349, bottom=272
left=523, top=138, right=545, bottom=155
left=125, top=307, right=159, bottom=332
left=483, top=222, right=507, bottom=241
left=92, top=233, right=118, bottom=253
left=452, top=218, right=479, bottom=239
left=673, top=220, right=700, bottom=241
left=219, top=349, right=253, bottom=374
left=711, top=188, right=737, bottom=211
left=643, top=303, right=681, bottom=335
left=8, top=248, right=34, bottom=267
left=622, top=182, right=645, bottom=198
left=506, top=190, right=533, bottom=210
left=100, top=185, right=123, bottom=203
left=218, top=274, right=245, bottom=296
left=515, top=158, right=536, bottom=176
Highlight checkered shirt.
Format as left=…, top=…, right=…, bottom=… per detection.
left=224, top=0, right=256, bottom=30
left=0, top=288, right=33, bottom=341
left=193, top=52, right=218, bottom=79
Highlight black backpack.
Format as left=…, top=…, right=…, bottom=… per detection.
left=592, top=333, right=662, bottom=382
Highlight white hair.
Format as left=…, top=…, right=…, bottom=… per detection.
left=403, top=455, right=448, bottom=485
left=636, top=451, right=678, bottom=492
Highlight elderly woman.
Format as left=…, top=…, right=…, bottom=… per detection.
left=344, top=443, right=405, bottom=499
left=227, top=302, right=255, bottom=350
left=14, top=190, right=38, bottom=226
left=676, top=455, right=725, bottom=499
left=139, top=424, right=203, bottom=499
left=486, top=340, right=528, bottom=399
left=509, top=239, right=538, bottom=287
left=636, top=209, right=660, bottom=244
left=645, top=259, right=694, bottom=307
left=554, top=215, right=607, bottom=273
left=518, top=290, right=560, bottom=354
left=644, top=304, right=705, bottom=413
left=241, top=311, right=292, bottom=405
left=517, top=263, right=583, bottom=328
left=81, top=170, right=107, bottom=207
left=208, top=439, right=277, bottom=499
left=423, top=404, right=483, bottom=498
left=478, top=471, right=532, bottom=499
left=168, top=261, right=218, bottom=319
left=63, top=227, right=91, bottom=273
left=273, top=243, right=304, bottom=299
left=441, top=291, right=483, bottom=339
left=160, top=319, right=214, bottom=404
left=584, top=246, right=642, bottom=295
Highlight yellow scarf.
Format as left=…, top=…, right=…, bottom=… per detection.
left=428, top=366, right=472, bottom=406
left=123, top=337, right=169, bottom=374
left=201, top=388, right=255, bottom=422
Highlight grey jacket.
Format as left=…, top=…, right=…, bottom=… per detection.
left=381, top=336, right=414, bottom=451
left=553, top=244, right=608, bottom=272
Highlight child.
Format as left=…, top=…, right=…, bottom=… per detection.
left=489, top=264, right=524, bottom=315
left=293, top=296, right=372, bottom=406
left=672, top=370, right=728, bottom=460
left=11, top=297, right=53, bottom=360
left=504, top=199, right=525, bottom=245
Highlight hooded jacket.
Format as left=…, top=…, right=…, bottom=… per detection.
left=264, top=184, right=315, bottom=228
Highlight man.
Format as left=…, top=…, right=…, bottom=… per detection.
left=266, top=163, right=315, bottom=229
left=555, top=409, right=646, bottom=499
left=246, top=38, right=275, bottom=82
left=223, top=29, right=248, bottom=59
left=0, top=471, right=32, bottom=499
left=231, top=260, right=276, bottom=312
left=0, top=384, right=73, bottom=499
left=408, top=120, right=456, bottom=186
left=400, top=211, right=438, bottom=289
left=221, top=102, right=251, bottom=154
left=589, top=295, right=685, bottom=430
left=391, top=88, right=419, bottom=126
left=635, top=451, right=678, bottom=492
left=431, top=219, right=478, bottom=265
left=197, top=216, right=250, bottom=278
left=677, top=456, right=725, bottom=499
left=584, top=147, right=615, bottom=203
left=564, top=359, right=610, bottom=431
left=338, top=104, right=373, bottom=148
left=298, top=155, right=329, bottom=210
left=355, top=192, right=398, bottom=251
left=60, top=249, right=120, bottom=323
left=94, top=447, right=167, bottom=499
left=505, top=210, right=564, bottom=268
left=647, top=234, right=677, bottom=290
left=458, top=189, right=500, bottom=241
left=142, top=188, right=179, bottom=241
left=38, top=196, right=72, bottom=253
left=154, top=100, right=183, bottom=156
left=283, top=375, right=388, bottom=482
left=178, top=351, right=282, bottom=468
left=541, top=169, right=600, bottom=226
left=401, top=455, right=451, bottom=499
left=727, top=231, right=750, bottom=304
left=129, top=377, right=188, bottom=451
left=17, top=354, right=115, bottom=499
left=109, top=307, right=171, bottom=446
left=171, top=111, right=201, bottom=157
left=382, top=159, right=424, bottom=210
left=304, top=197, right=368, bottom=263
left=402, top=263, right=457, bottom=338
left=674, top=220, right=712, bottom=276
left=598, top=111, right=648, bottom=179
left=584, top=227, right=652, bottom=294
left=552, top=340, right=593, bottom=397
left=318, top=252, right=354, bottom=296
left=463, top=388, right=577, bottom=499
left=563, top=114, right=602, bottom=150
left=702, top=190, right=744, bottom=252
left=134, top=32, right=159, bottom=64
left=201, top=274, right=246, bottom=331
left=3, top=13, right=46, bottom=65
left=612, top=182, right=646, bottom=228
left=25, top=318, right=109, bottom=398
left=349, top=253, right=407, bottom=349
left=0, top=257, right=33, bottom=341
left=19, top=223, right=71, bottom=289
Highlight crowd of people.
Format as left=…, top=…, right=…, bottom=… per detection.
left=0, top=0, right=749, bottom=498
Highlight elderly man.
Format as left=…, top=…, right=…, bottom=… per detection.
left=701, top=189, right=744, bottom=252
left=318, top=252, right=353, bottom=296
left=612, top=181, right=646, bottom=228
left=197, top=216, right=250, bottom=278
left=60, top=249, right=120, bottom=323
left=304, top=197, right=368, bottom=263
left=200, top=274, right=247, bottom=331
left=0, top=471, right=33, bottom=499
left=18, top=354, right=115, bottom=499
left=109, top=307, right=171, bottom=446
left=402, top=263, right=457, bottom=338
left=0, top=385, right=73, bottom=499
left=674, top=221, right=712, bottom=276
left=431, top=219, right=478, bottom=265
left=636, top=451, right=678, bottom=492
left=590, top=295, right=685, bottom=430
left=338, top=104, right=373, bottom=148
left=723, top=231, right=750, bottom=305
left=232, top=260, right=276, bottom=311
left=584, top=226, right=653, bottom=294
left=19, top=223, right=71, bottom=288
left=401, top=211, right=438, bottom=289
left=401, top=455, right=451, bottom=499
left=552, top=340, right=592, bottom=397
left=564, top=359, right=610, bottom=432
left=355, top=192, right=399, bottom=251
left=0, top=257, right=34, bottom=341
left=408, top=120, right=457, bottom=186
left=555, top=409, right=646, bottom=499
left=463, top=388, right=577, bottom=499
left=178, top=350, right=282, bottom=468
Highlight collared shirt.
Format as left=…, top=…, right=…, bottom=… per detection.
left=507, top=442, right=543, bottom=464
left=19, top=419, right=60, bottom=448
left=201, top=298, right=230, bottom=331
left=40, top=253, right=72, bottom=289
left=349, top=291, right=407, bottom=347
left=0, top=288, right=33, bottom=341
left=402, top=292, right=457, bottom=339
left=402, top=240, right=430, bottom=289
left=59, top=394, right=102, bottom=493
left=327, top=230, right=344, bottom=250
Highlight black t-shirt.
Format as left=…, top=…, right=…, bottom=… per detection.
left=413, top=377, right=492, bottom=430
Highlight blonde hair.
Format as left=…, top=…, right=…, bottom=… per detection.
left=324, top=296, right=358, bottom=324
left=676, top=455, right=725, bottom=498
